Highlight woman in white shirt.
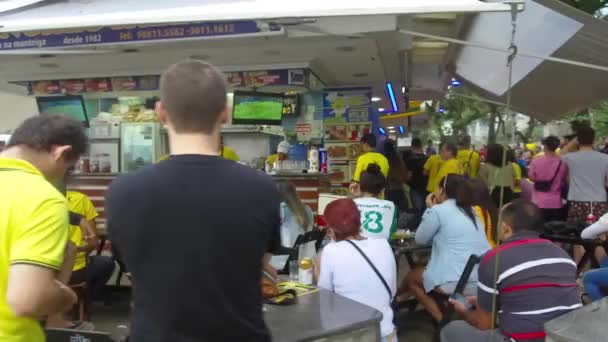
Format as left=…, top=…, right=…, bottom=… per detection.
left=318, top=198, right=397, bottom=342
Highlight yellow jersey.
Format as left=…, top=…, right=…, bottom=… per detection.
left=158, top=146, right=239, bottom=163
left=352, top=152, right=389, bottom=182
left=424, top=155, right=443, bottom=193
left=433, top=158, right=464, bottom=192
left=266, top=154, right=278, bottom=170
left=457, top=149, right=480, bottom=179
left=67, top=191, right=99, bottom=271
left=0, top=158, right=69, bottom=342
left=221, top=146, right=240, bottom=162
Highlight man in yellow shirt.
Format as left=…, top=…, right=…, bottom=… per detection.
left=47, top=190, right=103, bottom=330
left=457, top=135, right=480, bottom=179
left=266, top=140, right=290, bottom=172
left=433, top=142, right=464, bottom=192
left=424, top=142, right=444, bottom=193
left=159, top=134, right=240, bottom=162
left=67, top=191, right=115, bottom=301
left=350, top=134, right=389, bottom=194
left=220, top=135, right=239, bottom=161
left=0, top=115, right=88, bottom=342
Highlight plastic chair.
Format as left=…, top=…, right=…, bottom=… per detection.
left=431, top=254, right=481, bottom=341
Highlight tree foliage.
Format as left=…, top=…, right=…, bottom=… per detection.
left=558, top=0, right=608, bottom=15
left=420, top=88, right=540, bottom=145
left=414, top=0, right=607, bottom=145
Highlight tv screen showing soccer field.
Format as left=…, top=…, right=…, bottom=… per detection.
left=232, top=91, right=283, bottom=125
left=37, top=95, right=90, bottom=127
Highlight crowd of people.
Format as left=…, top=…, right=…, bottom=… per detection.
left=1, top=58, right=606, bottom=342
left=341, top=127, right=608, bottom=340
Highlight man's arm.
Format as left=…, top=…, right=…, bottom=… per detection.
left=56, top=241, right=77, bottom=284
left=7, top=265, right=76, bottom=318
left=451, top=297, right=493, bottom=330
left=80, top=194, right=100, bottom=253
left=77, top=218, right=98, bottom=253
left=459, top=250, right=499, bottom=331
left=8, top=198, right=77, bottom=317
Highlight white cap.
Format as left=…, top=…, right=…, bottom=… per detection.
left=277, top=141, right=290, bottom=154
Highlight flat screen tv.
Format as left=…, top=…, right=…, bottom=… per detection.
left=232, top=91, right=284, bottom=125
left=36, top=95, right=90, bottom=127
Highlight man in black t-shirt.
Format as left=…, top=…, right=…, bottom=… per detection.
left=107, top=61, right=281, bottom=342
left=404, top=138, right=428, bottom=220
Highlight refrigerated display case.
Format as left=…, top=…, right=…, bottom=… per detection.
left=120, top=122, right=168, bottom=172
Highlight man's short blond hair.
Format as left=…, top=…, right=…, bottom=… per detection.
left=160, top=60, right=227, bottom=134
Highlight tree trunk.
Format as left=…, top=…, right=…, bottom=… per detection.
left=515, top=131, right=528, bottom=144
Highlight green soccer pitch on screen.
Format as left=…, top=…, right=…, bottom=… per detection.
left=232, top=91, right=284, bottom=125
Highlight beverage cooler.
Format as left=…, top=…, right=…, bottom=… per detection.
left=120, top=122, right=168, bottom=172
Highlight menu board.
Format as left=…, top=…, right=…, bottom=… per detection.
left=324, top=122, right=372, bottom=142
left=323, top=87, right=372, bottom=123
left=24, top=69, right=306, bottom=95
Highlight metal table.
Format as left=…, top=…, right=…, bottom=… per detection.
left=390, top=237, right=432, bottom=269
left=265, top=289, right=383, bottom=342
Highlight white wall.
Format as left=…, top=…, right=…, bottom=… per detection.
left=223, top=132, right=271, bottom=165
left=0, top=92, right=37, bottom=133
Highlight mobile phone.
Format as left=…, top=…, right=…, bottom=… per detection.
left=451, top=293, right=473, bottom=311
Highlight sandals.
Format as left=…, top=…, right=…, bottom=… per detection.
left=67, top=320, right=95, bottom=331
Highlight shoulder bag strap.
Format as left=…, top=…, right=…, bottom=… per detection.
left=548, top=160, right=562, bottom=184
left=345, top=240, right=392, bottom=299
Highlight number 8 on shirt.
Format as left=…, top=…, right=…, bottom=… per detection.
left=354, top=197, right=397, bottom=239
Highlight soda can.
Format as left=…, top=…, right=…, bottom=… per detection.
left=298, top=258, right=314, bottom=285
left=319, top=148, right=328, bottom=173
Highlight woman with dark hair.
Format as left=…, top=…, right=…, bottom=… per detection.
left=383, top=139, right=410, bottom=211
left=277, top=180, right=315, bottom=259
left=319, top=199, right=397, bottom=342
left=479, top=143, right=516, bottom=207
left=528, top=136, right=567, bottom=222
left=400, top=174, right=490, bottom=322
left=469, top=178, right=499, bottom=247
left=355, top=164, right=398, bottom=240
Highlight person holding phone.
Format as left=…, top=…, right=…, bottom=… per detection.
left=442, top=200, right=580, bottom=342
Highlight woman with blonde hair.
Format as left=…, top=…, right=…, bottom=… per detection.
left=277, top=180, right=315, bottom=259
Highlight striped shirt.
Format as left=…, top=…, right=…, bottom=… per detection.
left=477, top=233, right=581, bottom=341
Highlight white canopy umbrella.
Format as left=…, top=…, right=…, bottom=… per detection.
left=0, top=0, right=511, bottom=32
